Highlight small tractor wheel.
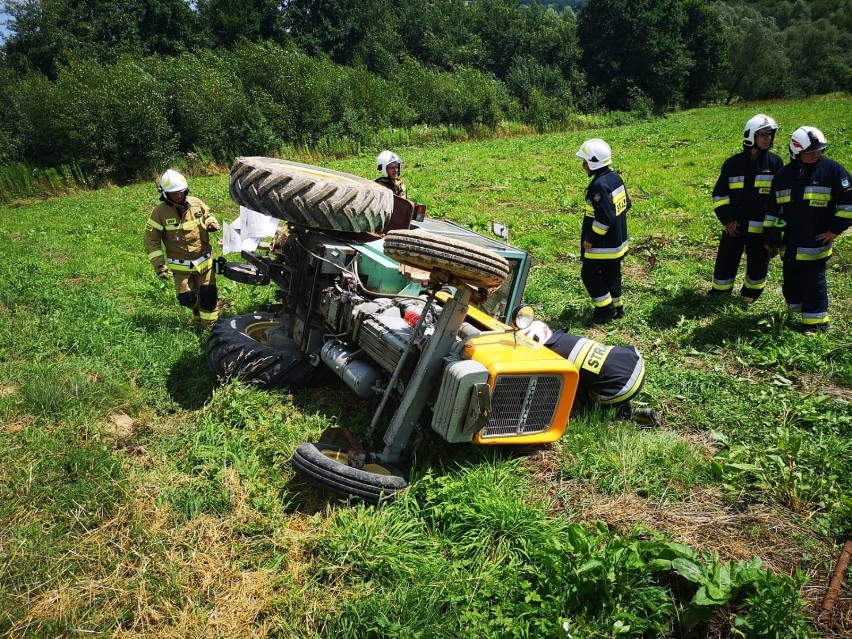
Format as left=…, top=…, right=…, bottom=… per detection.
left=229, top=157, right=394, bottom=234
left=292, top=443, right=408, bottom=503
left=383, top=229, right=509, bottom=288
left=206, top=312, right=327, bottom=388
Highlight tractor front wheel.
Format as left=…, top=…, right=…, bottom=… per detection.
left=383, top=229, right=509, bottom=288
left=292, top=443, right=408, bottom=503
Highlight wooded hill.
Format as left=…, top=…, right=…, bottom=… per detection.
left=0, top=0, right=850, bottom=196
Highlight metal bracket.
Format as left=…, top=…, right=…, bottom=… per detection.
left=463, top=382, right=492, bottom=435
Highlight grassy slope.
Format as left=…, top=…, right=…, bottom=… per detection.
left=1, top=94, right=850, bottom=637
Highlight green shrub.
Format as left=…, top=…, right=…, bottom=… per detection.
left=150, top=50, right=278, bottom=162
left=15, top=57, right=176, bottom=182
left=228, top=41, right=338, bottom=145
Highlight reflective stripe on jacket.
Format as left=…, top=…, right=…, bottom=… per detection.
left=581, top=167, right=631, bottom=260
left=545, top=330, right=645, bottom=405
left=144, top=196, right=217, bottom=272
left=712, top=149, right=783, bottom=228
left=767, top=157, right=852, bottom=262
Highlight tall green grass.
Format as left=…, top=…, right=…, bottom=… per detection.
left=1, top=94, right=850, bottom=637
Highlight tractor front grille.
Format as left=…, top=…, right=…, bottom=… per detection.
left=479, top=374, right=562, bottom=438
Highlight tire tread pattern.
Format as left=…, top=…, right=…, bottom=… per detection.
left=383, top=230, right=509, bottom=287
left=206, top=312, right=325, bottom=388
left=230, top=157, right=394, bottom=233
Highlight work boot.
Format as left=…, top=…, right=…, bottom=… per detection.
left=587, top=305, right=617, bottom=326
left=707, top=288, right=732, bottom=297
left=614, top=307, right=625, bottom=319
left=798, top=323, right=828, bottom=336
left=633, top=407, right=662, bottom=429
left=614, top=401, right=634, bottom=420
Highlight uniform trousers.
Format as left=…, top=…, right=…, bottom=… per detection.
left=711, top=231, right=769, bottom=298
left=581, top=258, right=623, bottom=312
left=782, top=260, right=828, bottom=327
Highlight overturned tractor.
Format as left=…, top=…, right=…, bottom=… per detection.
left=208, top=157, right=579, bottom=502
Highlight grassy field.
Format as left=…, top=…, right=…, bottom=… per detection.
left=1, top=94, right=851, bottom=638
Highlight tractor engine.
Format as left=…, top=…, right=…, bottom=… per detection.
left=276, top=230, right=428, bottom=399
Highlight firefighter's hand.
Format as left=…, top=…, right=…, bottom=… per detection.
left=765, top=244, right=782, bottom=258
left=724, top=221, right=740, bottom=237
left=156, top=267, right=171, bottom=281
left=206, top=221, right=220, bottom=232
left=816, top=230, right=838, bottom=244
left=582, top=240, right=592, bottom=249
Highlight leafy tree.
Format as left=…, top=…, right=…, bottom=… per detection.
left=14, top=56, right=175, bottom=179
left=577, top=0, right=693, bottom=111
left=196, top=0, right=285, bottom=49
left=1, top=0, right=200, bottom=78
left=0, top=63, right=23, bottom=163
left=682, top=0, right=727, bottom=106
left=783, top=17, right=852, bottom=95
left=284, top=0, right=402, bottom=75
left=396, top=0, right=482, bottom=70
left=469, top=0, right=533, bottom=79
left=717, top=4, right=789, bottom=103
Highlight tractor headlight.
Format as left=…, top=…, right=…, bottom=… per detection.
left=511, top=304, right=535, bottom=330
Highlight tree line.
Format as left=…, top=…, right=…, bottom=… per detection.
left=0, top=0, right=850, bottom=195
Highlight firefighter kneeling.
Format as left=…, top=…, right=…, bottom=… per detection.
left=144, top=169, right=221, bottom=327
left=522, top=321, right=661, bottom=428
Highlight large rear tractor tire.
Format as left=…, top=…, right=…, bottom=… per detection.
left=229, top=157, right=394, bottom=234
left=206, top=312, right=327, bottom=388
left=383, top=229, right=509, bottom=288
left=292, top=443, right=408, bottom=503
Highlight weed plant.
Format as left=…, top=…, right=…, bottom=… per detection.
left=1, top=94, right=851, bottom=637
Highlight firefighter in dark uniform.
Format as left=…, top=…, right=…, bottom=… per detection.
left=575, top=138, right=631, bottom=324
left=709, top=114, right=783, bottom=301
left=375, top=150, right=407, bottom=197
left=144, top=169, right=221, bottom=327
left=522, top=321, right=661, bottom=427
left=764, top=126, right=852, bottom=333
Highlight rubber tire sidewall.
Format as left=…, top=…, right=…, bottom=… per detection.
left=292, top=443, right=408, bottom=503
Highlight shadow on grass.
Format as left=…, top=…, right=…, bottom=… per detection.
left=167, top=347, right=217, bottom=409
left=686, top=310, right=780, bottom=348
left=647, top=288, right=731, bottom=329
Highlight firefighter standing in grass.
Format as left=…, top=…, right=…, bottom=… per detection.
left=576, top=138, right=631, bottom=324
left=375, top=150, right=407, bottom=197
left=709, top=114, right=783, bottom=301
left=144, top=169, right=221, bottom=326
left=521, top=321, right=661, bottom=427
left=764, top=126, right=852, bottom=333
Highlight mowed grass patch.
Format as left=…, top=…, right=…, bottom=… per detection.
left=1, top=94, right=851, bottom=636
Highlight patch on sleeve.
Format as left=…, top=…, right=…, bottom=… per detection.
left=841, top=177, right=850, bottom=189
left=592, top=192, right=601, bottom=202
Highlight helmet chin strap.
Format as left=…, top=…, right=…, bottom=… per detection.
left=161, top=190, right=191, bottom=212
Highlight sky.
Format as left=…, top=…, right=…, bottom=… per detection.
left=0, top=11, right=10, bottom=44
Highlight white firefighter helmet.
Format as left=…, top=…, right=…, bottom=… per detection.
left=743, top=114, right=778, bottom=147
left=376, top=150, right=402, bottom=177
left=158, top=169, right=189, bottom=195
left=789, top=126, right=827, bottom=159
left=520, top=320, right=553, bottom=344
left=575, top=139, right=612, bottom=171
